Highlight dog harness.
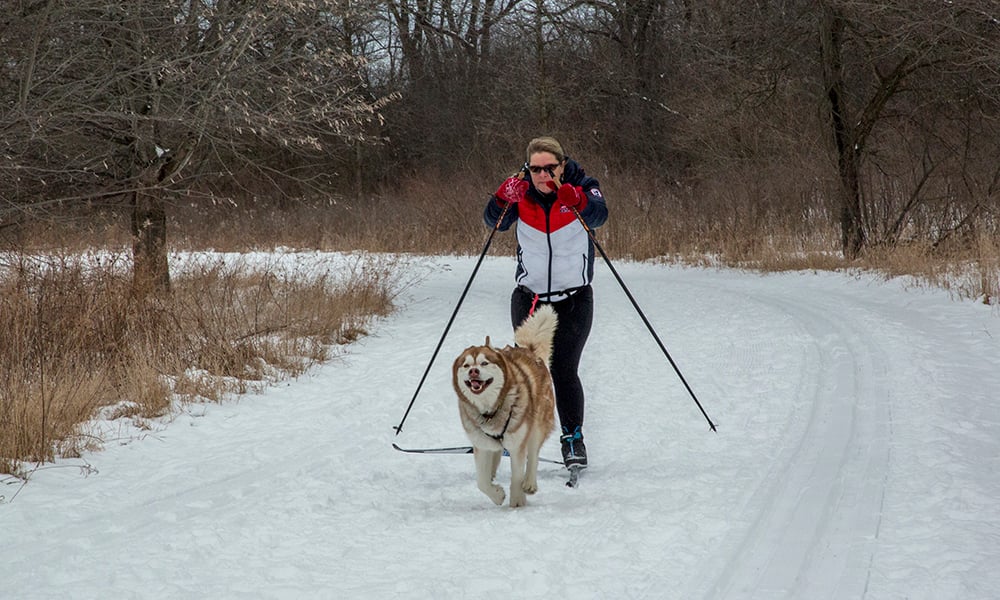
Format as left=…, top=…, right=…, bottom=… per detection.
left=481, top=405, right=514, bottom=441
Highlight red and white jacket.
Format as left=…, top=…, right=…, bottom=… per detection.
left=483, top=159, right=608, bottom=301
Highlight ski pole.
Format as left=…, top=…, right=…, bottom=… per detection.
left=570, top=206, right=718, bottom=432
left=393, top=201, right=512, bottom=436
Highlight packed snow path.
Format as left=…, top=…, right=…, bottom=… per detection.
left=692, top=279, right=893, bottom=598
left=3, top=254, right=998, bottom=599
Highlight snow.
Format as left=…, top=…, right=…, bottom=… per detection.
left=3, top=253, right=1000, bottom=599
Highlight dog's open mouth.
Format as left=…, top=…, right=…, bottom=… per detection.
left=465, top=377, right=493, bottom=394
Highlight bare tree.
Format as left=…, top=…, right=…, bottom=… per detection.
left=376, top=0, right=533, bottom=170
left=817, top=0, right=1000, bottom=258
left=1, top=0, right=391, bottom=294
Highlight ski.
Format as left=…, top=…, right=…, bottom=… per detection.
left=392, top=443, right=474, bottom=456
left=392, top=443, right=564, bottom=465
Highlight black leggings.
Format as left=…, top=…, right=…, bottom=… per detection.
left=511, top=285, right=593, bottom=434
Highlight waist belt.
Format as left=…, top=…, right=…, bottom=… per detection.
left=517, top=284, right=588, bottom=301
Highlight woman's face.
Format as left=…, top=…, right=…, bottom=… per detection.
left=527, top=151, right=564, bottom=193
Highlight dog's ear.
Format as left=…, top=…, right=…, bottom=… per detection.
left=484, top=335, right=491, bottom=347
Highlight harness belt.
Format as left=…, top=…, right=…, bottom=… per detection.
left=519, top=284, right=587, bottom=315
left=517, top=284, right=587, bottom=300
left=518, top=284, right=588, bottom=314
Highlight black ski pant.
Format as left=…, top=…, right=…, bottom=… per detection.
left=511, top=285, right=594, bottom=436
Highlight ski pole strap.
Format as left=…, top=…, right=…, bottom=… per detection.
left=529, top=293, right=539, bottom=316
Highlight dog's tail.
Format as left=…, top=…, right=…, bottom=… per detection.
left=514, top=304, right=558, bottom=366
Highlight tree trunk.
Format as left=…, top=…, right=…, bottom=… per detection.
left=819, top=3, right=865, bottom=259
left=128, top=135, right=195, bottom=298
left=533, top=0, right=551, bottom=130
left=131, top=171, right=170, bottom=297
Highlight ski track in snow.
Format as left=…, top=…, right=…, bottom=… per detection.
left=692, top=279, right=893, bottom=599
left=2, top=253, right=999, bottom=599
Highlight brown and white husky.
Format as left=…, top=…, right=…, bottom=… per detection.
left=451, top=305, right=557, bottom=507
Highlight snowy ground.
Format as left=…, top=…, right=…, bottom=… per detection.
left=3, top=253, right=999, bottom=599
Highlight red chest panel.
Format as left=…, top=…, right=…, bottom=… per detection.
left=517, top=199, right=577, bottom=232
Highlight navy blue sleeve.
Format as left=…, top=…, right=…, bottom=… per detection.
left=563, top=160, right=608, bottom=229
left=579, top=187, right=608, bottom=229
left=483, top=195, right=518, bottom=231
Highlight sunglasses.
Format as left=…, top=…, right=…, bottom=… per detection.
left=526, top=162, right=561, bottom=176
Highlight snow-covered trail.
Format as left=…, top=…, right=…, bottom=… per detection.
left=2, top=255, right=999, bottom=599
left=692, top=277, right=894, bottom=598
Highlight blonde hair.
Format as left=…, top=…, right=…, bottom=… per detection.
left=526, top=136, right=565, bottom=163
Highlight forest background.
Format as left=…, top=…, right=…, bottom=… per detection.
left=1, top=1, right=998, bottom=472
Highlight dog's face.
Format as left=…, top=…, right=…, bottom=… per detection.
left=453, top=338, right=506, bottom=413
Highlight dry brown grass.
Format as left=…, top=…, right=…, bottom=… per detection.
left=597, top=171, right=997, bottom=301
left=857, top=231, right=1000, bottom=303
left=0, top=254, right=131, bottom=472
left=164, top=177, right=488, bottom=254
left=0, top=250, right=400, bottom=476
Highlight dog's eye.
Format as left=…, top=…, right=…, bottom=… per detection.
left=480, top=361, right=488, bottom=367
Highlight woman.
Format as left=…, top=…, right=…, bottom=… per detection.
left=483, top=136, right=609, bottom=469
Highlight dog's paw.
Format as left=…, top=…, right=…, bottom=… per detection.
left=509, top=490, right=527, bottom=508
left=522, top=478, right=538, bottom=495
left=480, top=483, right=505, bottom=505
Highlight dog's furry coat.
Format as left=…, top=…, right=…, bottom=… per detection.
left=452, top=305, right=557, bottom=507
